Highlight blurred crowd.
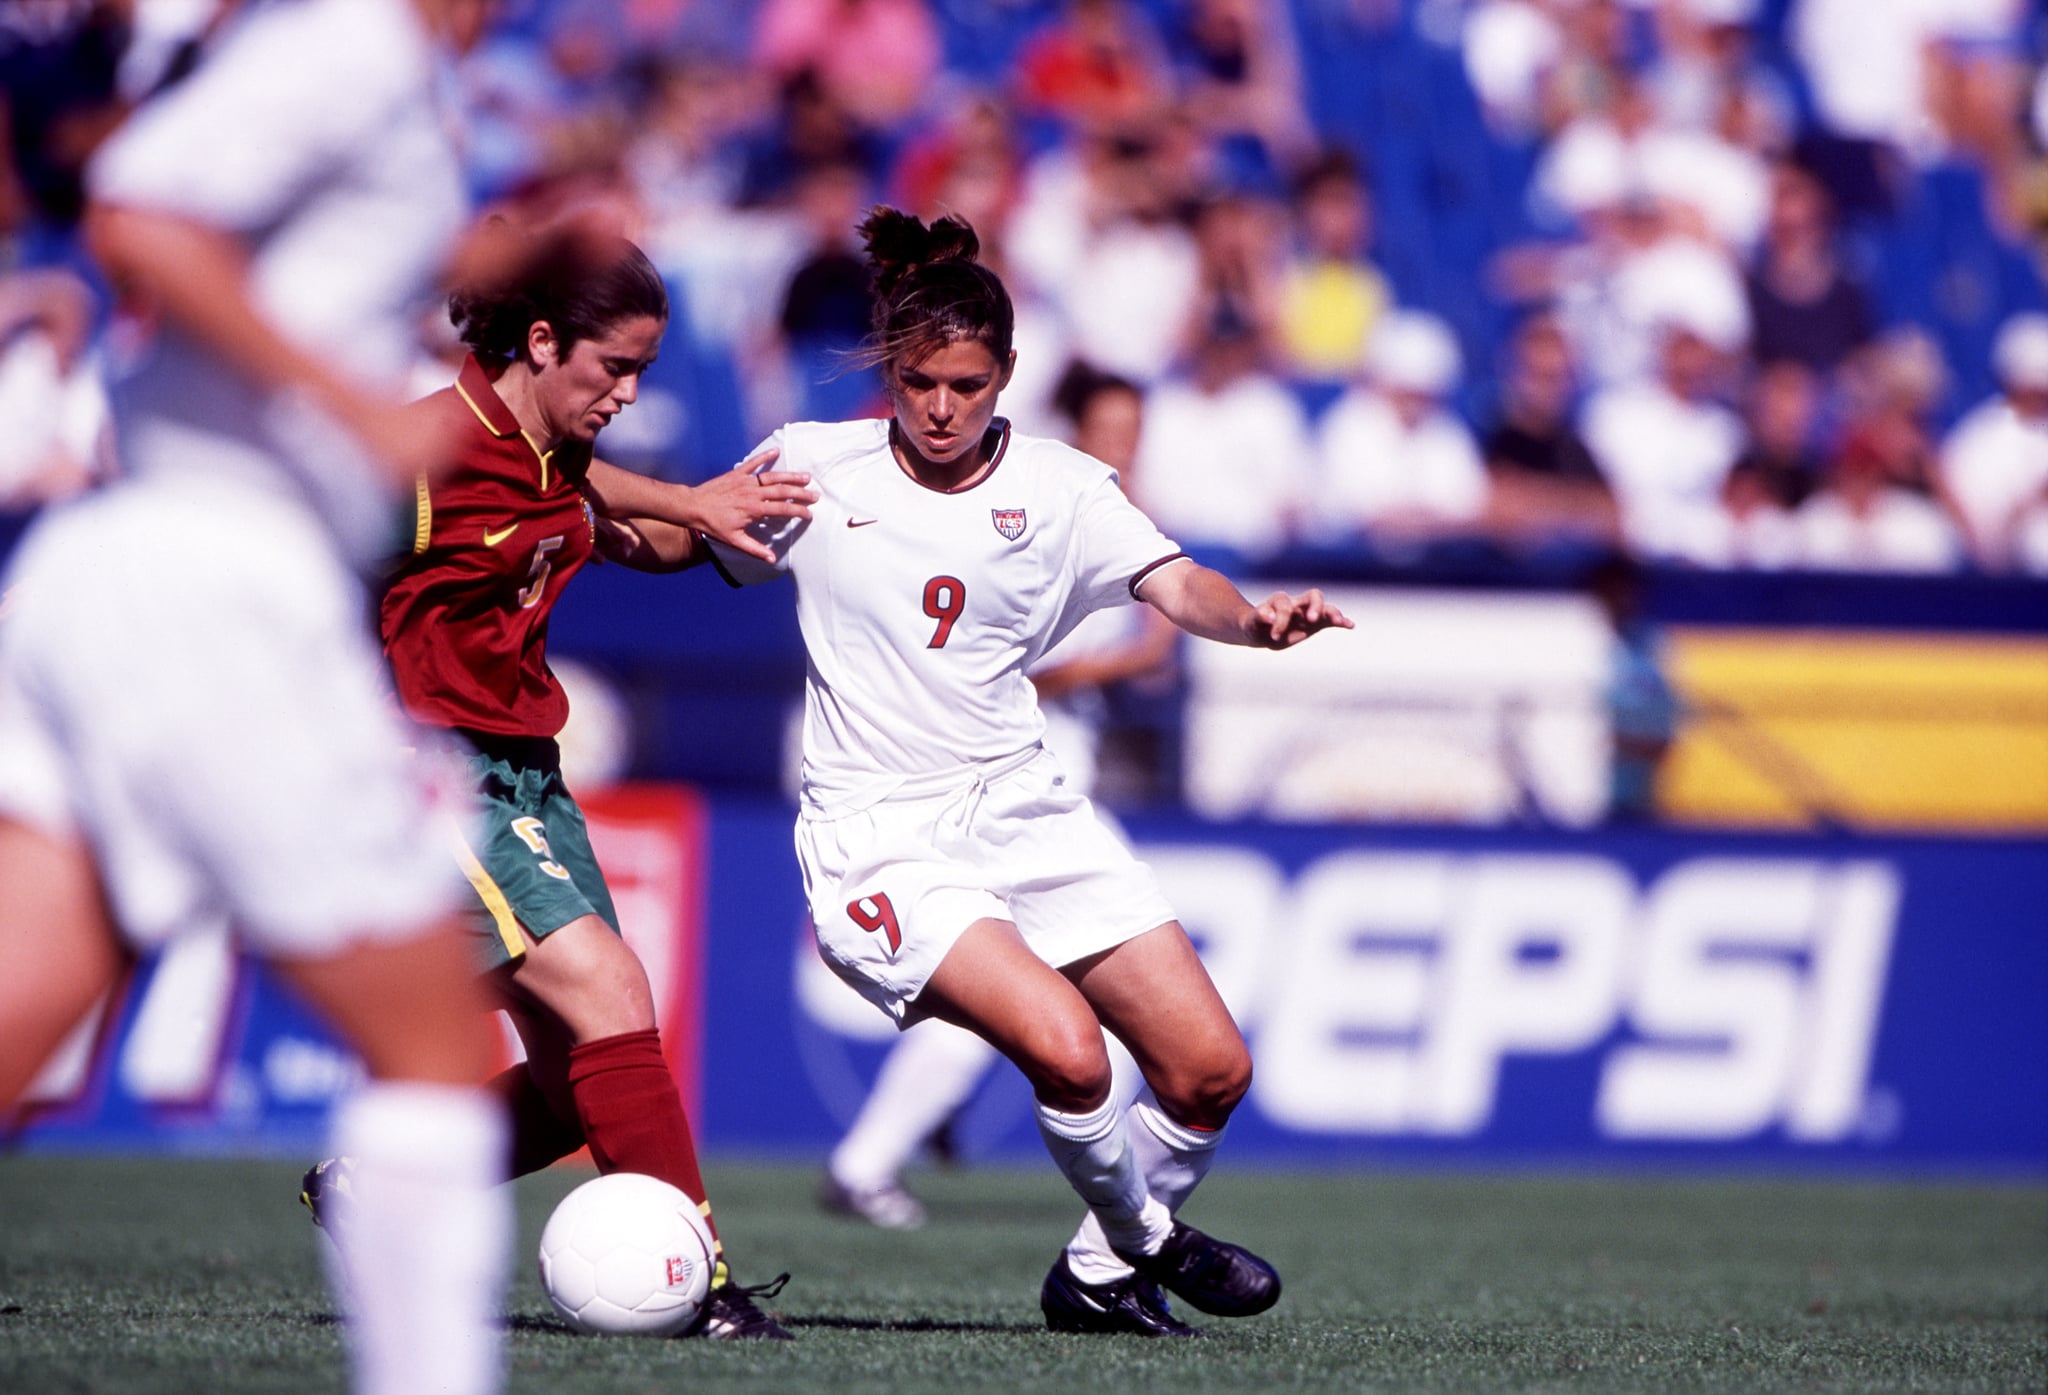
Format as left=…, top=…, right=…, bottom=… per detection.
left=6, top=0, right=2048, bottom=576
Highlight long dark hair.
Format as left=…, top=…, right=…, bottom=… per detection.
left=853, top=206, right=1014, bottom=376
left=449, top=222, right=668, bottom=363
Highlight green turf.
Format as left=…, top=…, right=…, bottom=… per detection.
left=0, top=1156, right=2041, bottom=1394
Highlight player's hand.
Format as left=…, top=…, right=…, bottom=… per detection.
left=1247, top=588, right=1353, bottom=649
left=683, top=448, right=816, bottom=563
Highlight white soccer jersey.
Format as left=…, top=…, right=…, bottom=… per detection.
left=86, top=0, right=466, bottom=565
left=711, top=419, right=1186, bottom=813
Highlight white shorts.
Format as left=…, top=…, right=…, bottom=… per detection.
left=0, top=474, right=466, bottom=956
left=797, top=747, right=1177, bottom=1023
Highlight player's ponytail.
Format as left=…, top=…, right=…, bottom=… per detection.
left=449, top=219, right=668, bottom=364
left=854, top=206, right=1013, bottom=375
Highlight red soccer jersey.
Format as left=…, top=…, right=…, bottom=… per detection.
left=381, top=355, right=598, bottom=738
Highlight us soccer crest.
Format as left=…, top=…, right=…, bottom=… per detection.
left=991, top=508, right=1027, bottom=541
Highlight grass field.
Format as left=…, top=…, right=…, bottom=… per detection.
left=0, top=1156, right=2042, bottom=1395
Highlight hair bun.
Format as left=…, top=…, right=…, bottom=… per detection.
left=859, top=207, right=981, bottom=299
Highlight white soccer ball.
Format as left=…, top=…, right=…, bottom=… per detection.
left=537, top=1173, right=716, bottom=1336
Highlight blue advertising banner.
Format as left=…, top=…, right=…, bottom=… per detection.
left=14, top=791, right=2047, bottom=1174
left=705, top=801, right=2048, bottom=1174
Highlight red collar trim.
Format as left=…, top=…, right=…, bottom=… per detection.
left=894, top=418, right=1014, bottom=495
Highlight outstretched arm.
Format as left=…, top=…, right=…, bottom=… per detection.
left=1135, top=557, right=1353, bottom=649
left=583, top=448, right=815, bottom=564
left=591, top=514, right=704, bottom=573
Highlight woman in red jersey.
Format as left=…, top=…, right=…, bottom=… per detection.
left=311, top=224, right=814, bottom=1339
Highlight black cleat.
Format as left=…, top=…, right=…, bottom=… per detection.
left=1041, top=1252, right=1203, bottom=1337
left=692, top=1273, right=795, bottom=1340
left=1111, top=1221, right=1281, bottom=1317
left=299, top=1156, right=357, bottom=1236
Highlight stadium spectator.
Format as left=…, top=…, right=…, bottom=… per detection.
left=1006, top=119, right=1205, bottom=385
left=750, top=0, right=942, bottom=134
left=772, top=156, right=883, bottom=422
left=1708, top=358, right=1823, bottom=567
left=687, top=207, right=1349, bottom=1337
left=1479, top=309, right=1619, bottom=551
left=1277, top=146, right=1391, bottom=384
left=0, top=4, right=514, bottom=1394
left=1533, top=73, right=1769, bottom=257
left=1461, top=0, right=1571, bottom=140
left=1796, top=430, right=1966, bottom=573
left=1745, top=156, right=1878, bottom=376
left=1165, top=0, right=1316, bottom=183
left=1178, top=189, right=1288, bottom=367
left=1730, top=358, right=1825, bottom=511
left=363, top=223, right=815, bottom=1339
left=1135, top=305, right=1315, bottom=559
left=1940, top=310, right=2048, bottom=569
left=1582, top=262, right=1749, bottom=562
left=1013, top=0, right=1174, bottom=136
left=0, top=266, right=110, bottom=505
left=1641, top=0, right=1792, bottom=153
left=1315, top=309, right=1490, bottom=546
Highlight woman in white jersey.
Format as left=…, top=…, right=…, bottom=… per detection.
left=0, top=4, right=507, bottom=1394
left=615, top=207, right=1352, bottom=1335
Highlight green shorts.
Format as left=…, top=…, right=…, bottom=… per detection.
left=451, top=733, right=620, bottom=970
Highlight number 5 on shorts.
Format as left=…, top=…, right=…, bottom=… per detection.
left=511, top=816, right=572, bottom=881
left=848, top=892, right=902, bottom=954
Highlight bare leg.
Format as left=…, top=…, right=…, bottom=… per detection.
left=917, top=919, right=1167, bottom=1252
left=0, top=819, right=124, bottom=1110
left=276, top=921, right=508, bottom=1395
left=1065, top=921, right=1251, bottom=1129
left=489, top=914, right=722, bottom=1252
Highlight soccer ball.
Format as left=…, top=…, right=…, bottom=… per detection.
left=537, top=1173, right=716, bottom=1336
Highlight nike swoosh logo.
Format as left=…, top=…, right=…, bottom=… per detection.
left=846, top=518, right=880, bottom=529
left=484, top=523, right=519, bottom=546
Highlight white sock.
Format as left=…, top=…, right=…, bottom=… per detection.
left=1034, top=1091, right=1171, bottom=1257
left=328, top=1082, right=509, bottom=1395
left=830, top=1020, right=998, bottom=1190
left=1065, top=1092, right=1227, bottom=1286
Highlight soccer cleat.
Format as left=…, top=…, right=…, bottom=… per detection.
left=817, top=1172, right=927, bottom=1230
left=299, top=1156, right=358, bottom=1237
left=1040, top=1253, right=1203, bottom=1338
left=1111, top=1221, right=1281, bottom=1317
left=692, top=1272, right=795, bottom=1340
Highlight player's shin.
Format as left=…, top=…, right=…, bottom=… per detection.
left=1034, top=1092, right=1172, bottom=1257
left=566, top=1028, right=723, bottom=1265
left=327, top=1082, right=508, bottom=1395
left=1061, top=1093, right=1227, bottom=1283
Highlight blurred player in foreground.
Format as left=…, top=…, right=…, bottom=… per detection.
left=0, top=2, right=509, bottom=1393
left=317, top=221, right=814, bottom=1339
left=610, top=207, right=1351, bottom=1335
left=817, top=364, right=1177, bottom=1231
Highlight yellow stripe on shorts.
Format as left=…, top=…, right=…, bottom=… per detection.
left=446, top=814, right=524, bottom=959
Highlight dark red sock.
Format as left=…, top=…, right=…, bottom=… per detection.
left=486, top=1064, right=586, bottom=1180
left=566, top=1028, right=720, bottom=1245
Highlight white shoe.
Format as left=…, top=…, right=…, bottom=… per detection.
left=817, top=1173, right=927, bottom=1230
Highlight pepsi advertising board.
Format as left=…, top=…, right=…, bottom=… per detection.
left=15, top=791, right=2048, bottom=1174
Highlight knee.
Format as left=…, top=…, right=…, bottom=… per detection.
left=1021, top=1017, right=1114, bottom=1111
left=1152, top=1041, right=1252, bottom=1130
left=514, top=919, right=655, bottom=1040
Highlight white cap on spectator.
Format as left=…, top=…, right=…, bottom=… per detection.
left=1991, top=312, right=2048, bottom=391
left=1624, top=240, right=1750, bottom=352
left=1369, top=310, right=1463, bottom=394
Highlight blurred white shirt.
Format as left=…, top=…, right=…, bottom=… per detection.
left=1135, top=372, right=1314, bottom=555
